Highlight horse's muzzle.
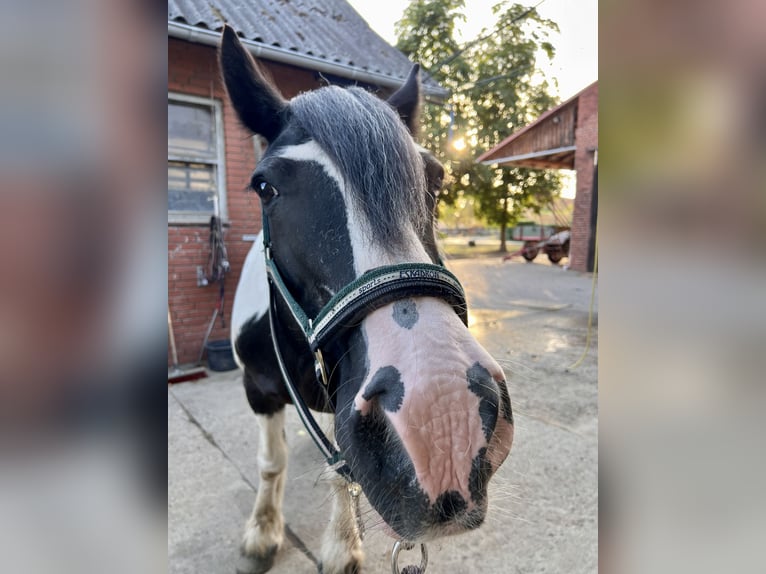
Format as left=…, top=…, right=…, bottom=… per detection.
left=334, top=297, right=514, bottom=540
left=338, top=400, right=513, bottom=541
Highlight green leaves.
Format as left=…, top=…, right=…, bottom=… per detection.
left=396, top=1, right=563, bottom=233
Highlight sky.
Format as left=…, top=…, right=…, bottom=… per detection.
left=347, top=0, right=598, bottom=101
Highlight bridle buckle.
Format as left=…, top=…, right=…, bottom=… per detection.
left=309, top=318, right=329, bottom=386
left=314, top=340, right=329, bottom=387
left=314, top=348, right=329, bottom=386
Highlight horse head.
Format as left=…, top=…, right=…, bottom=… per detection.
left=220, top=26, right=513, bottom=542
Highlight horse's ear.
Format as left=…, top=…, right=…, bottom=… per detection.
left=219, top=25, right=287, bottom=141
left=388, top=64, right=421, bottom=135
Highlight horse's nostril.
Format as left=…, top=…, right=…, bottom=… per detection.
left=466, top=362, right=500, bottom=441
left=361, top=365, right=405, bottom=413
left=433, top=490, right=467, bottom=523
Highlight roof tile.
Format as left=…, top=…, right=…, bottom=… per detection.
left=169, top=0, right=442, bottom=90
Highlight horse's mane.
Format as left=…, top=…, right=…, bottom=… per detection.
left=289, top=86, right=428, bottom=252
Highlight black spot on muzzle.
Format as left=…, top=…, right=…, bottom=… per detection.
left=392, top=298, right=419, bottom=329
left=498, top=378, right=513, bottom=424
left=433, top=490, right=468, bottom=523
left=468, top=447, right=492, bottom=504
left=362, top=365, right=405, bottom=413
left=466, top=362, right=500, bottom=442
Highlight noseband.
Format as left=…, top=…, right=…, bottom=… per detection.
left=261, top=202, right=468, bottom=482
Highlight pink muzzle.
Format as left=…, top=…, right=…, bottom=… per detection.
left=354, top=297, right=514, bottom=511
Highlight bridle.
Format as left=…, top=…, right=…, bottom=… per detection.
left=261, top=193, right=468, bottom=483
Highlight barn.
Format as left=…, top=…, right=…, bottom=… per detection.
left=476, top=82, right=598, bottom=272
left=167, top=0, right=446, bottom=368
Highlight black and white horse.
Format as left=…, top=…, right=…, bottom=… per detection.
left=220, top=26, right=514, bottom=574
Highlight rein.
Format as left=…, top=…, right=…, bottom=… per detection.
left=262, top=210, right=468, bottom=483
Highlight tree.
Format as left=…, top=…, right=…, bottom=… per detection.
left=396, top=1, right=562, bottom=250
left=395, top=0, right=470, bottom=181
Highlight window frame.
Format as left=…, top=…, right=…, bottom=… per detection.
left=168, top=92, right=228, bottom=224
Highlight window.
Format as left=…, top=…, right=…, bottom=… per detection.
left=168, top=93, right=226, bottom=223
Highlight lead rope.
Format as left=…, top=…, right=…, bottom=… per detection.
left=347, top=482, right=365, bottom=541
left=567, top=217, right=598, bottom=370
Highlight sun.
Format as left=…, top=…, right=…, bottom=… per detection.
left=452, top=137, right=467, bottom=151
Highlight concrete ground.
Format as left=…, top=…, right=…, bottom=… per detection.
left=168, top=257, right=598, bottom=574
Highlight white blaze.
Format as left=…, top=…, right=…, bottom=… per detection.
left=274, top=141, right=431, bottom=275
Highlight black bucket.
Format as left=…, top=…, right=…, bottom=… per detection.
left=205, top=339, right=237, bottom=372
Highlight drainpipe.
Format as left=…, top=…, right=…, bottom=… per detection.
left=586, top=149, right=598, bottom=273
left=168, top=21, right=448, bottom=100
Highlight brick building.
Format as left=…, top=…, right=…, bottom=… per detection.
left=476, top=82, right=598, bottom=272
left=167, top=1, right=445, bottom=366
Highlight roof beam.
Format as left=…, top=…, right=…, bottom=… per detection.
left=479, top=145, right=577, bottom=166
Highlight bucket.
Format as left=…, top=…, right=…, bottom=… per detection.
left=205, top=339, right=237, bottom=372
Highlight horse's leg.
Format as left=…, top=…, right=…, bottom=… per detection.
left=319, top=477, right=364, bottom=574
left=238, top=408, right=288, bottom=574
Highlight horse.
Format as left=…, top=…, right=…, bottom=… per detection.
left=220, top=26, right=514, bottom=574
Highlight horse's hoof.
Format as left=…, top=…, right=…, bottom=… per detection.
left=236, top=545, right=278, bottom=574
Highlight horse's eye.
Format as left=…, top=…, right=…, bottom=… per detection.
left=255, top=180, right=279, bottom=203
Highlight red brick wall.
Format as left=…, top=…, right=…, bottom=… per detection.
left=168, top=38, right=320, bottom=366
left=569, top=82, right=598, bottom=272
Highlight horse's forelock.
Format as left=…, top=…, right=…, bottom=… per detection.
left=288, top=86, right=428, bottom=252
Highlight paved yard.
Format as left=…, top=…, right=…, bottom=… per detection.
left=168, top=258, right=598, bottom=574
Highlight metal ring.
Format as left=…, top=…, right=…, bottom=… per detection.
left=391, top=541, right=428, bottom=574
left=313, top=348, right=329, bottom=386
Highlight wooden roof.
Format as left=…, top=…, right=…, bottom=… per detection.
left=476, top=82, right=596, bottom=169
